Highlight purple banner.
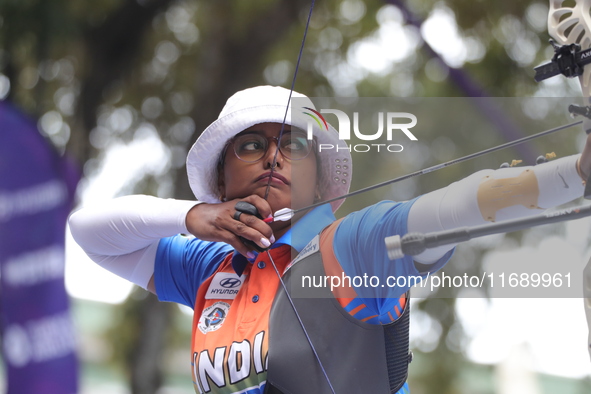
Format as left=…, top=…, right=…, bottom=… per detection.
left=0, top=101, right=79, bottom=393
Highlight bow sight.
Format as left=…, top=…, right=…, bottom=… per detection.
left=535, top=40, right=591, bottom=127
left=534, top=40, right=591, bottom=82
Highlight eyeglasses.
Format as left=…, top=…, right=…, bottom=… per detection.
left=229, top=131, right=313, bottom=163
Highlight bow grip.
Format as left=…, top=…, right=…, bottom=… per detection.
left=235, top=201, right=268, bottom=253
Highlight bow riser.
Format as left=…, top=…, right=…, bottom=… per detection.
left=545, top=0, right=591, bottom=361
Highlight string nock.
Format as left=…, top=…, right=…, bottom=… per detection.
left=569, top=104, right=591, bottom=119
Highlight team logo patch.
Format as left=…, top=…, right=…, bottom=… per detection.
left=198, top=301, right=231, bottom=334
left=205, top=272, right=246, bottom=300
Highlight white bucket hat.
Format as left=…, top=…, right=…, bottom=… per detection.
left=186, top=85, right=352, bottom=212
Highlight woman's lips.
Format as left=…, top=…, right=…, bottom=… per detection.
left=254, top=172, right=290, bottom=185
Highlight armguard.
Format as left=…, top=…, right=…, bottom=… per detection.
left=408, top=155, right=584, bottom=264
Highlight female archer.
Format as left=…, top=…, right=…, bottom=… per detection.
left=69, top=85, right=591, bottom=394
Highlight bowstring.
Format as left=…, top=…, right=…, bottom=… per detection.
left=261, top=1, right=337, bottom=393
left=264, top=0, right=316, bottom=199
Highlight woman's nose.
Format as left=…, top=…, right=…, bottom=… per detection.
left=264, top=138, right=283, bottom=169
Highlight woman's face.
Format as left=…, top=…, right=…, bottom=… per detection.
left=219, top=122, right=319, bottom=222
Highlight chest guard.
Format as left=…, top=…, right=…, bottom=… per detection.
left=265, top=241, right=411, bottom=393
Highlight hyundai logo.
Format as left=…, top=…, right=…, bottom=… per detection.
left=220, top=278, right=242, bottom=288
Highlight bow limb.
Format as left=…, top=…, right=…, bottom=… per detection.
left=548, top=0, right=591, bottom=361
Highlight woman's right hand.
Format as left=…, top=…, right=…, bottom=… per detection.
left=185, top=195, right=275, bottom=258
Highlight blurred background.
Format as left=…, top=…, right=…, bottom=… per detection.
left=1, top=0, right=591, bottom=393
